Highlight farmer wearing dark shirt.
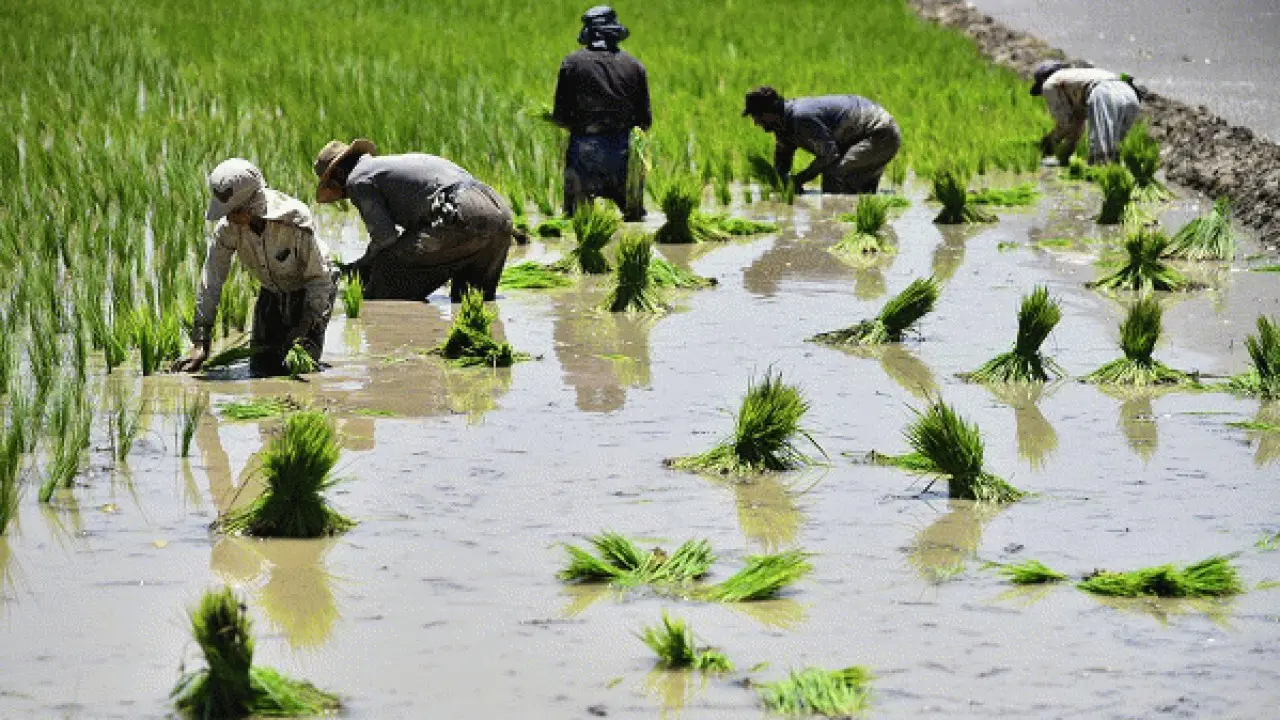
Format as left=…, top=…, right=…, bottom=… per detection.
left=743, top=86, right=902, bottom=194
left=552, top=6, right=652, bottom=220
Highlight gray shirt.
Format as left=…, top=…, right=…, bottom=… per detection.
left=774, top=95, right=897, bottom=183
left=345, top=153, right=474, bottom=261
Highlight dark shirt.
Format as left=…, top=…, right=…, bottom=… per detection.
left=552, top=48, right=652, bottom=135
left=345, top=154, right=472, bottom=260
left=774, top=95, right=896, bottom=182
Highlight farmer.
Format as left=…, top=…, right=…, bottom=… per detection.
left=552, top=5, right=652, bottom=220
left=173, top=158, right=336, bottom=377
left=1031, top=61, right=1142, bottom=164
left=742, top=86, right=902, bottom=195
left=314, top=139, right=514, bottom=302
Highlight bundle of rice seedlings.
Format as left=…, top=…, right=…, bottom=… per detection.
left=499, top=261, right=574, bottom=290
left=171, top=586, right=340, bottom=718
left=831, top=195, right=892, bottom=256
left=219, top=396, right=304, bottom=421
left=109, top=385, right=144, bottom=462
left=836, top=196, right=910, bottom=219
left=700, top=214, right=780, bottom=236
left=605, top=232, right=665, bottom=313
left=810, top=277, right=938, bottom=346
left=963, top=286, right=1064, bottom=383
left=746, top=152, right=795, bottom=204
left=1227, top=315, right=1280, bottom=399
left=654, top=177, right=727, bottom=244
left=284, top=342, right=318, bottom=379
left=557, top=532, right=714, bottom=587
left=533, top=217, right=570, bottom=238
left=1077, top=555, right=1243, bottom=597
left=214, top=411, right=355, bottom=538
left=1094, top=164, right=1136, bottom=225
left=758, top=666, right=872, bottom=717
left=625, top=128, right=652, bottom=220
left=666, top=370, right=823, bottom=475
left=995, top=560, right=1067, bottom=585
left=701, top=550, right=812, bottom=602
left=1088, top=228, right=1188, bottom=292
left=932, top=168, right=996, bottom=224
left=340, top=274, right=363, bottom=318
left=203, top=335, right=259, bottom=369
left=1165, top=197, right=1236, bottom=261
left=968, top=182, right=1041, bottom=207
left=434, top=288, right=525, bottom=368
left=1119, top=122, right=1171, bottom=202
left=875, top=400, right=1024, bottom=503
left=1083, top=296, right=1191, bottom=386
left=649, top=258, right=716, bottom=289
left=567, top=199, right=620, bottom=273
left=638, top=613, right=734, bottom=672
left=179, top=390, right=209, bottom=458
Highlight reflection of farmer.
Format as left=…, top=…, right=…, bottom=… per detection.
left=552, top=5, right=652, bottom=220
left=1032, top=62, right=1141, bottom=164
left=174, top=159, right=336, bottom=377
left=743, top=86, right=902, bottom=194
left=313, top=139, right=514, bottom=302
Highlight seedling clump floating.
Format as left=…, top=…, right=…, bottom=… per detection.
left=605, top=232, right=665, bottom=313
left=435, top=288, right=527, bottom=367
left=932, top=168, right=996, bottom=224
left=499, top=261, right=574, bottom=290
left=831, top=194, right=893, bottom=256
left=811, top=277, right=938, bottom=346
left=1077, top=555, right=1243, bottom=597
left=963, top=286, right=1064, bottom=383
left=638, top=613, right=733, bottom=672
left=654, top=177, right=728, bottom=244
left=1094, top=164, right=1136, bottom=225
left=1089, top=228, right=1189, bottom=292
left=564, top=199, right=620, bottom=273
left=1227, top=315, right=1280, bottom=399
left=1083, top=295, right=1191, bottom=386
left=649, top=258, right=716, bottom=289
left=967, top=182, right=1040, bottom=207
left=219, top=396, right=305, bottom=421
left=558, top=532, right=714, bottom=587
left=1165, top=197, right=1236, bottom=261
left=995, top=560, right=1067, bottom=585
left=758, top=666, right=872, bottom=717
left=700, top=550, right=813, bottom=602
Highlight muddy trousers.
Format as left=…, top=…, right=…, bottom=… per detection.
left=250, top=284, right=336, bottom=376
left=820, top=123, right=903, bottom=194
left=563, top=131, right=643, bottom=220
left=1086, top=80, right=1141, bottom=164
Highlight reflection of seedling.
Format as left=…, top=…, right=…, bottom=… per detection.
left=1084, top=295, right=1191, bottom=386
left=758, top=666, right=872, bottom=717
left=831, top=195, right=892, bottom=256
left=558, top=532, right=713, bottom=586
left=435, top=289, right=526, bottom=367
left=1227, top=315, right=1280, bottom=399
left=933, top=168, right=995, bottom=224
left=963, top=286, right=1064, bottom=383
left=1120, top=122, right=1170, bottom=202
left=811, top=277, right=938, bottom=346
left=1165, top=197, right=1235, bottom=261
left=340, top=275, right=363, bottom=319
left=701, top=550, right=812, bottom=602
left=605, top=233, right=664, bottom=313
left=1089, top=228, right=1188, bottom=292
left=1094, top=164, right=1135, bottom=225
left=1078, top=555, right=1242, bottom=597
left=638, top=613, right=733, bottom=672
left=179, top=390, right=209, bottom=457
left=995, top=560, right=1067, bottom=585
left=567, top=199, right=620, bottom=273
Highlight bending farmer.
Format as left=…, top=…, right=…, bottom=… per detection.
left=314, top=139, right=514, bottom=302
left=552, top=5, right=652, bottom=220
left=174, top=158, right=336, bottom=377
left=743, top=86, right=902, bottom=194
left=1032, top=61, right=1142, bottom=164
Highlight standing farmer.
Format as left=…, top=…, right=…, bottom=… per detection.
left=742, top=86, right=902, bottom=195
left=1032, top=61, right=1142, bottom=164
left=314, top=139, right=514, bottom=302
left=173, top=158, right=336, bottom=377
left=552, top=5, right=652, bottom=220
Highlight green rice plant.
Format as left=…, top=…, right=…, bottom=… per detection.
left=134, top=306, right=183, bottom=376
left=567, top=199, right=620, bottom=273
left=699, top=214, right=779, bottom=236
left=995, top=560, right=1067, bottom=585
left=1089, top=228, right=1188, bottom=292
left=214, top=411, right=355, bottom=538
left=654, top=177, right=723, bottom=244
left=109, top=384, right=145, bottom=462
left=1078, top=555, right=1243, bottom=597
left=203, top=335, right=259, bottom=369
left=626, top=127, right=652, bottom=220
left=1083, top=295, right=1191, bottom=386
left=39, top=385, right=92, bottom=503
left=1227, top=315, right=1280, bottom=399
left=499, top=261, right=574, bottom=289
left=638, top=613, right=734, bottom=672
left=831, top=194, right=893, bottom=256
left=179, top=390, right=209, bottom=458
left=171, top=586, right=340, bottom=718
left=650, top=258, right=716, bottom=289
left=701, top=550, right=812, bottom=602
left=963, top=286, right=1064, bottom=383
left=558, top=532, right=714, bottom=587
left=219, top=396, right=304, bottom=421
left=810, top=277, right=938, bottom=346
left=0, top=313, right=12, bottom=396
left=933, top=168, right=996, bottom=224
left=434, top=288, right=525, bottom=367
left=667, top=369, right=823, bottom=475
left=1165, top=197, right=1236, bottom=261
left=284, top=342, right=318, bottom=379
left=836, top=196, right=910, bottom=222
left=758, top=666, right=872, bottom=717
left=1257, top=531, right=1280, bottom=552
left=605, top=232, right=664, bottom=313
left=968, top=182, right=1040, bottom=206
left=340, top=274, right=364, bottom=319
left=746, top=152, right=795, bottom=204
left=533, top=217, right=570, bottom=238
left=1094, top=164, right=1136, bottom=224
left=0, top=422, right=23, bottom=535
left=1119, top=122, right=1171, bottom=202
left=875, top=399, right=1024, bottom=503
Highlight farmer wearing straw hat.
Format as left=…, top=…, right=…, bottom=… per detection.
left=314, top=139, right=514, bottom=302
left=1031, top=61, right=1143, bottom=164
left=552, top=5, right=651, bottom=220
left=742, top=86, right=901, bottom=195
left=173, top=158, right=336, bottom=376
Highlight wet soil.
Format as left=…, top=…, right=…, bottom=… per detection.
left=1, top=175, right=1278, bottom=718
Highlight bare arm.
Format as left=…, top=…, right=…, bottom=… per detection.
left=192, top=226, right=237, bottom=349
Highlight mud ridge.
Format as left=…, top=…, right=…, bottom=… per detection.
left=909, top=0, right=1280, bottom=249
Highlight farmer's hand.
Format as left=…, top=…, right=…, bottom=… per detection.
left=172, top=347, right=208, bottom=373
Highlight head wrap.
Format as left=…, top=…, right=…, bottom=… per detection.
left=577, top=5, right=629, bottom=50
left=1030, top=61, right=1067, bottom=96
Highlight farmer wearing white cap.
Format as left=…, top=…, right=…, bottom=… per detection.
left=313, top=139, right=513, bottom=302
left=173, top=158, right=336, bottom=376
left=1032, top=61, right=1143, bottom=164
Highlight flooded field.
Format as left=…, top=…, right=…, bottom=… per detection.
left=1, top=171, right=1278, bottom=718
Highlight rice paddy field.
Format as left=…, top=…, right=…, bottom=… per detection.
left=2, top=0, right=1279, bottom=718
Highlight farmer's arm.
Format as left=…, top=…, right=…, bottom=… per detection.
left=1042, top=82, right=1085, bottom=154
left=790, top=117, right=840, bottom=186
left=175, top=226, right=235, bottom=371
left=346, top=180, right=400, bottom=265
left=773, top=138, right=797, bottom=180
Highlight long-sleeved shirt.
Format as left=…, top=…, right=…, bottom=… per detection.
left=194, top=189, right=332, bottom=341
left=773, top=95, right=897, bottom=184
left=1042, top=67, right=1120, bottom=147
left=552, top=47, right=651, bottom=135
left=345, top=153, right=474, bottom=261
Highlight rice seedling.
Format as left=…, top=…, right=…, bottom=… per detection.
left=667, top=369, right=823, bottom=475
left=994, top=560, right=1067, bottom=584
left=1227, top=315, right=1280, bottom=399
left=1094, top=164, right=1136, bottom=225
left=638, top=613, right=734, bottom=672
left=932, top=168, right=996, bottom=224
left=340, top=274, right=364, bottom=318
left=171, top=586, right=340, bottom=718
left=700, top=550, right=812, bottom=602
left=605, top=232, right=665, bottom=313
left=434, top=288, right=525, bottom=367
left=214, top=411, right=356, bottom=538
left=703, top=214, right=780, bottom=235
left=746, top=152, right=797, bottom=204
left=1165, top=197, right=1236, bottom=261
left=567, top=199, right=620, bottom=274
left=499, top=261, right=574, bottom=289
left=810, top=277, right=938, bottom=346
left=654, top=177, right=724, bottom=244
left=203, top=335, right=259, bottom=369
left=533, top=217, right=570, bottom=238
left=1083, top=295, right=1191, bottom=386
left=968, top=182, right=1040, bottom=206
left=1119, top=122, right=1171, bottom=203
left=284, top=342, right=318, bottom=379
left=219, top=396, right=304, bottom=421
left=179, top=390, right=209, bottom=458
left=557, top=532, right=714, bottom=587
left=1078, top=555, right=1243, bottom=598
left=757, top=666, right=872, bottom=717
left=1089, top=228, right=1189, bottom=292
left=108, top=384, right=145, bottom=462
left=963, top=286, right=1064, bottom=383
left=831, top=194, right=893, bottom=256
left=0, top=423, right=23, bottom=535
left=875, top=399, right=1024, bottom=503
left=626, top=128, right=652, bottom=220
left=1255, top=531, right=1280, bottom=552
left=649, top=258, right=716, bottom=289
left=38, top=386, right=92, bottom=503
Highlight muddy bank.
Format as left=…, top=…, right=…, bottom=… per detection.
left=908, top=0, right=1280, bottom=249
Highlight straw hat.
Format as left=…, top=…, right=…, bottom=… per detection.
left=314, top=138, right=376, bottom=183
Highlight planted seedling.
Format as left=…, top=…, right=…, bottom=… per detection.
left=746, top=152, right=795, bottom=204
left=1089, top=228, right=1188, bottom=292
left=932, top=168, right=995, bottom=224
left=758, top=666, right=872, bottom=717
left=341, top=274, right=364, bottom=318
left=962, top=286, right=1064, bottom=383
left=109, top=384, right=145, bottom=462
left=1165, top=197, right=1236, bottom=261
left=638, top=613, right=733, bottom=672
left=1227, top=315, right=1280, bottom=399
left=1083, top=295, right=1191, bottom=386
left=654, top=177, right=726, bottom=244
left=831, top=195, right=893, bottom=256
left=605, top=232, right=665, bottom=313
left=1120, top=122, right=1170, bottom=202
left=811, top=277, right=938, bottom=346
left=434, top=288, right=526, bottom=367
left=558, top=532, right=714, bottom=587
left=566, top=199, right=620, bottom=273
left=1078, top=555, right=1243, bottom=597
left=994, top=560, right=1067, bottom=585
left=179, top=390, right=209, bottom=457
left=1094, top=164, right=1135, bottom=225
left=700, top=550, right=813, bottom=602
left=0, top=423, right=22, bottom=535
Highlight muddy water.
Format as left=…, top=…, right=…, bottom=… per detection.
left=1, top=172, right=1278, bottom=718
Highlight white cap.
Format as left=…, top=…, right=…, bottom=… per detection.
left=206, top=158, right=266, bottom=221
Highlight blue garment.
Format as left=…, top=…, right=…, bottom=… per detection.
left=564, top=131, right=630, bottom=215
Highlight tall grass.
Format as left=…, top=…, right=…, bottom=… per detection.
left=1083, top=296, right=1191, bottom=386
left=1165, top=197, right=1236, bottom=261
left=963, top=286, right=1064, bottom=383
left=1227, top=315, right=1280, bottom=399
left=811, top=277, right=938, bottom=346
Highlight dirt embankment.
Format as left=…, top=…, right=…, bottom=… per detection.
left=909, top=0, right=1280, bottom=249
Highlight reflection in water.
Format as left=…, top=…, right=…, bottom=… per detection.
left=876, top=345, right=938, bottom=400
left=39, top=500, right=85, bottom=551
left=559, top=582, right=617, bottom=618
left=1103, top=388, right=1160, bottom=462
left=212, top=537, right=342, bottom=649
left=643, top=668, right=706, bottom=719
left=852, top=266, right=887, bottom=300
left=1249, top=401, right=1279, bottom=466
left=930, top=225, right=983, bottom=284
left=986, top=383, right=1059, bottom=470
left=553, top=286, right=655, bottom=413
left=742, top=231, right=849, bottom=298
left=907, top=500, right=1003, bottom=583
left=994, top=582, right=1060, bottom=607
left=733, top=476, right=804, bottom=552
left=727, top=597, right=808, bottom=630
left=1090, top=594, right=1234, bottom=627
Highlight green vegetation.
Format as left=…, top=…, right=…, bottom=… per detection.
left=606, top=233, right=664, bottom=312
left=1252, top=265, right=1280, bottom=273
left=747, top=153, right=797, bottom=204
left=1084, top=295, right=1191, bottom=386
left=933, top=168, right=996, bottom=224
left=626, top=128, right=652, bottom=219
left=995, top=560, right=1067, bottom=585
left=701, top=550, right=812, bottom=602
left=215, top=411, right=355, bottom=538
left=650, top=258, right=716, bottom=289
left=1166, top=197, right=1235, bottom=261
left=435, top=289, right=526, bottom=367
left=1090, top=228, right=1188, bottom=292
left=108, top=385, right=145, bottom=462
left=1078, top=555, right=1243, bottom=598
left=558, top=532, right=713, bottom=587
left=1095, top=164, right=1136, bottom=225
left=963, top=286, right=1064, bottom=383
left=968, top=182, right=1040, bottom=206
left=701, top=214, right=779, bottom=236
left=654, top=177, right=728, bottom=244
left=39, top=385, right=92, bottom=502
left=284, top=342, right=318, bottom=379
left=179, top=390, right=209, bottom=458
left=1119, top=122, right=1171, bottom=203
left=638, top=613, right=733, bottom=672
left=203, top=336, right=259, bottom=369
left=1257, top=532, right=1280, bottom=551
left=0, top=423, right=22, bottom=535
left=219, top=397, right=304, bottom=421
left=533, top=217, right=571, bottom=238
left=831, top=195, right=894, bottom=256
left=565, top=200, right=621, bottom=273
left=1227, top=315, right=1280, bottom=399
left=499, top=261, right=574, bottom=289
left=341, top=274, right=364, bottom=319
left=811, top=277, right=938, bottom=346
left=758, top=667, right=872, bottom=717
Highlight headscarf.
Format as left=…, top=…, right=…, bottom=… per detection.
left=1030, top=61, right=1067, bottom=96
left=577, top=5, right=629, bottom=50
